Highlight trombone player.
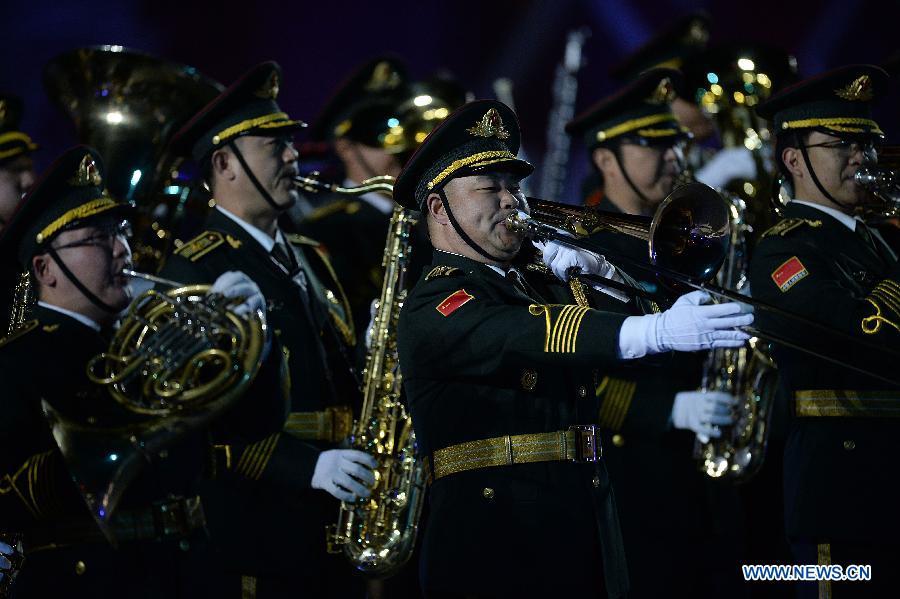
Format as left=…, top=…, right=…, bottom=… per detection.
left=393, top=99, right=754, bottom=597
left=0, top=146, right=261, bottom=597
left=751, top=64, right=900, bottom=598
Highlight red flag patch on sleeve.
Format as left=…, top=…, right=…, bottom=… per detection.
left=436, top=289, right=474, bottom=317
left=771, top=257, right=809, bottom=292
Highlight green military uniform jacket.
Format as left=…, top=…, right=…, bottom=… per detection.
left=398, top=249, right=629, bottom=598
left=158, top=207, right=360, bottom=587
left=749, top=201, right=900, bottom=542
left=296, top=191, right=433, bottom=342
left=0, top=305, right=212, bottom=598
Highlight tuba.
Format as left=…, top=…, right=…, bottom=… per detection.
left=44, top=46, right=223, bottom=274
left=43, top=277, right=266, bottom=542
left=296, top=175, right=427, bottom=575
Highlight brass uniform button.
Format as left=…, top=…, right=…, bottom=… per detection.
left=843, top=440, right=856, bottom=451
left=612, top=434, right=625, bottom=447
left=520, top=370, right=537, bottom=391
left=75, top=560, right=87, bottom=575
left=179, top=539, right=191, bottom=552
left=577, top=386, right=587, bottom=398
left=592, top=475, right=600, bottom=488
left=482, top=487, right=495, bottom=499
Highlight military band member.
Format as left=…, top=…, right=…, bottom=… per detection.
left=751, top=64, right=900, bottom=598
left=0, top=146, right=249, bottom=597
left=0, top=94, right=36, bottom=232
left=393, top=99, right=754, bottom=597
left=0, top=94, right=38, bottom=326
left=159, top=62, right=376, bottom=597
left=299, top=57, right=458, bottom=338
left=564, top=67, right=747, bottom=597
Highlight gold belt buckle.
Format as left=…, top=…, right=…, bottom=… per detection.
left=568, top=425, right=601, bottom=462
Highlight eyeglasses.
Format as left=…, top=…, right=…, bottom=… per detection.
left=51, top=220, right=133, bottom=252
left=801, top=138, right=879, bottom=161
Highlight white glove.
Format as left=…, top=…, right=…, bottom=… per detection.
left=618, top=290, right=753, bottom=358
left=210, top=271, right=266, bottom=318
left=533, top=239, right=629, bottom=302
left=311, top=449, right=378, bottom=502
left=694, top=147, right=757, bottom=189
left=672, top=390, right=738, bottom=442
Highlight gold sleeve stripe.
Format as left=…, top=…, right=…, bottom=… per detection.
left=247, top=433, right=280, bottom=480
left=0, top=451, right=54, bottom=519
left=550, top=305, right=576, bottom=352
left=612, top=380, right=637, bottom=430
left=549, top=305, right=590, bottom=353
left=570, top=307, right=589, bottom=352
left=596, top=378, right=637, bottom=432
left=862, top=280, right=900, bottom=334
left=529, top=304, right=552, bottom=352
left=235, top=434, right=280, bottom=480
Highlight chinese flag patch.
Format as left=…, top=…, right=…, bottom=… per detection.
left=436, top=289, right=474, bottom=317
left=771, top=257, right=809, bottom=292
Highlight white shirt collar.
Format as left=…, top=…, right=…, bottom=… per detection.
left=37, top=301, right=102, bottom=332
left=789, top=200, right=860, bottom=232
left=215, top=205, right=288, bottom=252
left=344, top=178, right=394, bottom=216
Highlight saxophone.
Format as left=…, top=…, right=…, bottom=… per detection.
left=300, top=176, right=426, bottom=575
left=694, top=193, right=779, bottom=480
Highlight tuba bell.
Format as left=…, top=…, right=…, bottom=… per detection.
left=43, top=277, right=266, bottom=541
left=516, top=182, right=733, bottom=286
left=43, top=46, right=223, bottom=273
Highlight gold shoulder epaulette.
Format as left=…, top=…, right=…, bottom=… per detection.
left=425, top=265, right=462, bottom=281
left=0, top=319, right=39, bottom=349
left=761, top=218, right=823, bottom=239
left=174, top=231, right=226, bottom=262
left=303, top=199, right=359, bottom=222
left=285, top=233, right=320, bottom=247
left=525, top=261, right=552, bottom=276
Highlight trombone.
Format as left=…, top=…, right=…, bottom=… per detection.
left=506, top=183, right=900, bottom=386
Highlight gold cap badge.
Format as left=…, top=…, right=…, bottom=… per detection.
left=256, top=71, right=280, bottom=100
left=649, top=77, right=676, bottom=104
left=69, top=154, right=102, bottom=187
left=467, top=108, right=510, bottom=140
left=365, top=61, right=402, bottom=92
left=835, top=75, right=873, bottom=101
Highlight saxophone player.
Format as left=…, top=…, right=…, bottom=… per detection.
left=564, top=68, right=747, bottom=597
left=158, top=62, right=376, bottom=598
left=0, top=146, right=261, bottom=597
left=393, top=99, right=754, bottom=598
left=751, top=64, right=900, bottom=598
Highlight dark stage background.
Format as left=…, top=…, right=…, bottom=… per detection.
left=2, top=0, right=898, bottom=202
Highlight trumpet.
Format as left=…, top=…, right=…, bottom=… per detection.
left=856, top=165, right=900, bottom=217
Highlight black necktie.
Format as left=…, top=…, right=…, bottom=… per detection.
left=271, top=241, right=295, bottom=274
left=856, top=221, right=882, bottom=257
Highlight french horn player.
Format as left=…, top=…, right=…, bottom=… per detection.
left=0, top=146, right=266, bottom=598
